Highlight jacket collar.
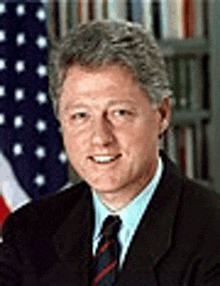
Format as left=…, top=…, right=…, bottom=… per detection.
left=53, top=182, right=94, bottom=274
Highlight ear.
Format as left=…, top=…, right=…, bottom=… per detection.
left=158, top=96, right=171, bottom=137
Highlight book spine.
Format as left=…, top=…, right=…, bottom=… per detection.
left=82, top=0, right=89, bottom=23
left=188, top=57, right=204, bottom=110
left=152, top=0, right=161, bottom=38
left=179, top=57, right=188, bottom=108
left=194, top=0, right=205, bottom=38
left=58, top=0, right=68, bottom=37
left=183, top=0, right=195, bottom=38
left=160, top=0, right=184, bottom=39
left=173, top=57, right=181, bottom=109
left=77, top=0, right=89, bottom=24
left=177, top=126, right=186, bottom=172
left=115, top=0, right=127, bottom=20
left=142, top=0, right=153, bottom=31
left=130, top=0, right=143, bottom=23
left=88, top=0, right=94, bottom=21
left=94, top=0, right=103, bottom=20
left=185, top=126, right=195, bottom=179
left=106, top=0, right=117, bottom=20
left=68, top=0, right=78, bottom=30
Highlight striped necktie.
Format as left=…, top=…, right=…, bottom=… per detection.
left=92, top=215, right=122, bottom=286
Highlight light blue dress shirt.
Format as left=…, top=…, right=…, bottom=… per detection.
left=92, top=156, right=163, bottom=268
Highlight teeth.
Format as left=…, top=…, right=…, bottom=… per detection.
left=92, top=156, right=115, bottom=163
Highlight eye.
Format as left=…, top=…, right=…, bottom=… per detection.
left=71, top=111, right=89, bottom=122
left=113, top=109, right=133, bottom=117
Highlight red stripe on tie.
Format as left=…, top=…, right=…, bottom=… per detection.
left=96, top=238, right=114, bottom=256
left=92, top=259, right=117, bottom=285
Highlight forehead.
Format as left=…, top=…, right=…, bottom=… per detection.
left=61, top=64, right=146, bottom=99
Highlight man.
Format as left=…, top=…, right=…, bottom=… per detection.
left=1, top=19, right=220, bottom=286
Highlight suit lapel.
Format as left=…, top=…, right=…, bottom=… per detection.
left=118, top=155, right=184, bottom=285
left=53, top=183, right=94, bottom=284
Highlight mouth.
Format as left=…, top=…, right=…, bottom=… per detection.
left=89, top=154, right=122, bottom=164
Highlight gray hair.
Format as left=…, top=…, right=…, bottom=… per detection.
left=49, top=19, right=172, bottom=114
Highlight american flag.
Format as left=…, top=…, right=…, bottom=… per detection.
left=0, top=0, right=68, bottom=216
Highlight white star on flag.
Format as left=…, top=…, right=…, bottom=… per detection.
left=35, top=146, right=46, bottom=159
left=34, top=174, right=46, bottom=186
left=36, top=35, right=47, bottom=49
left=36, top=91, right=47, bottom=104
left=14, top=116, right=24, bottom=129
left=36, top=8, right=46, bottom=21
left=59, top=152, right=67, bottom=164
left=0, top=30, right=6, bottom=42
left=0, top=86, right=5, bottom=97
left=14, top=89, right=25, bottom=101
left=13, top=144, right=23, bottom=156
left=16, top=4, right=26, bottom=16
left=15, top=60, right=25, bottom=73
left=0, top=3, right=6, bottom=14
left=36, top=119, right=47, bottom=132
left=0, top=113, right=5, bottom=125
left=0, top=59, right=6, bottom=70
left=16, top=33, right=26, bottom=46
left=36, top=64, right=47, bottom=77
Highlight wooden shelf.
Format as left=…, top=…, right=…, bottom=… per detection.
left=172, top=109, right=211, bottom=125
left=158, top=38, right=209, bottom=56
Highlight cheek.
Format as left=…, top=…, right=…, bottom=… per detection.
left=63, top=129, right=86, bottom=155
left=122, top=123, right=159, bottom=156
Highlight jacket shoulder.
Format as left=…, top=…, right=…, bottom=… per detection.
left=175, top=177, right=220, bottom=251
left=2, top=181, right=90, bottom=238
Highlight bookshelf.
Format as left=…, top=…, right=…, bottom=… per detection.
left=47, top=0, right=220, bottom=192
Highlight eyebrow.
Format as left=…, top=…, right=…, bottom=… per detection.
left=62, top=99, right=137, bottom=112
left=107, top=99, right=137, bottom=106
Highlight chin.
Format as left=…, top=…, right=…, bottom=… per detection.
left=85, top=177, right=122, bottom=193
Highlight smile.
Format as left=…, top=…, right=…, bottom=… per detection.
left=89, top=154, right=121, bottom=164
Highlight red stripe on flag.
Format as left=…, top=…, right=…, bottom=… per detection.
left=0, top=195, right=10, bottom=225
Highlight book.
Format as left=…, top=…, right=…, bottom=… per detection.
left=58, top=0, right=68, bottom=37
left=130, top=0, right=143, bottom=23
left=183, top=0, right=195, bottom=38
left=188, top=57, right=203, bottom=110
left=47, top=0, right=60, bottom=40
left=185, top=126, right=195, bottom=179
left=142, top=0, right=153, bottom=31
left=194, top=0, right=205, bottom=38
left=115, top=0, right=127, bottom=20
left=88, top=0, right=94, bottom=20
left=172, top=56, right=181, bottom=109
left=179, top=57, right=188, bottom=108
left=77, top=0, right=89, bottom=24
left=94, top=0, right=103, bottom=20
left=160, top=0, right=184, bottom=39
left=102, top=0, right=108, bottom=19
left=68, top=0, right=78, bottom=29
left=152, top=0, right=161, bottom=38
left=177, top=126, right=186, bottom=173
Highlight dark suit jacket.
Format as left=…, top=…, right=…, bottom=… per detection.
left=1, top=153, right=220, bottom=286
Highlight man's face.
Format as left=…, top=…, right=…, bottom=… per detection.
left=59, top=65, right=169, bottom=199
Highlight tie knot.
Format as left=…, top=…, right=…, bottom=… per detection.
left=101, top=215, right=122, bottom=238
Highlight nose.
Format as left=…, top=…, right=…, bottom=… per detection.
left=91, top=115, right=115, bottom=147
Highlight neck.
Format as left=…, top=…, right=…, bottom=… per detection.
left=94, top=159, right=158, bottom=212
